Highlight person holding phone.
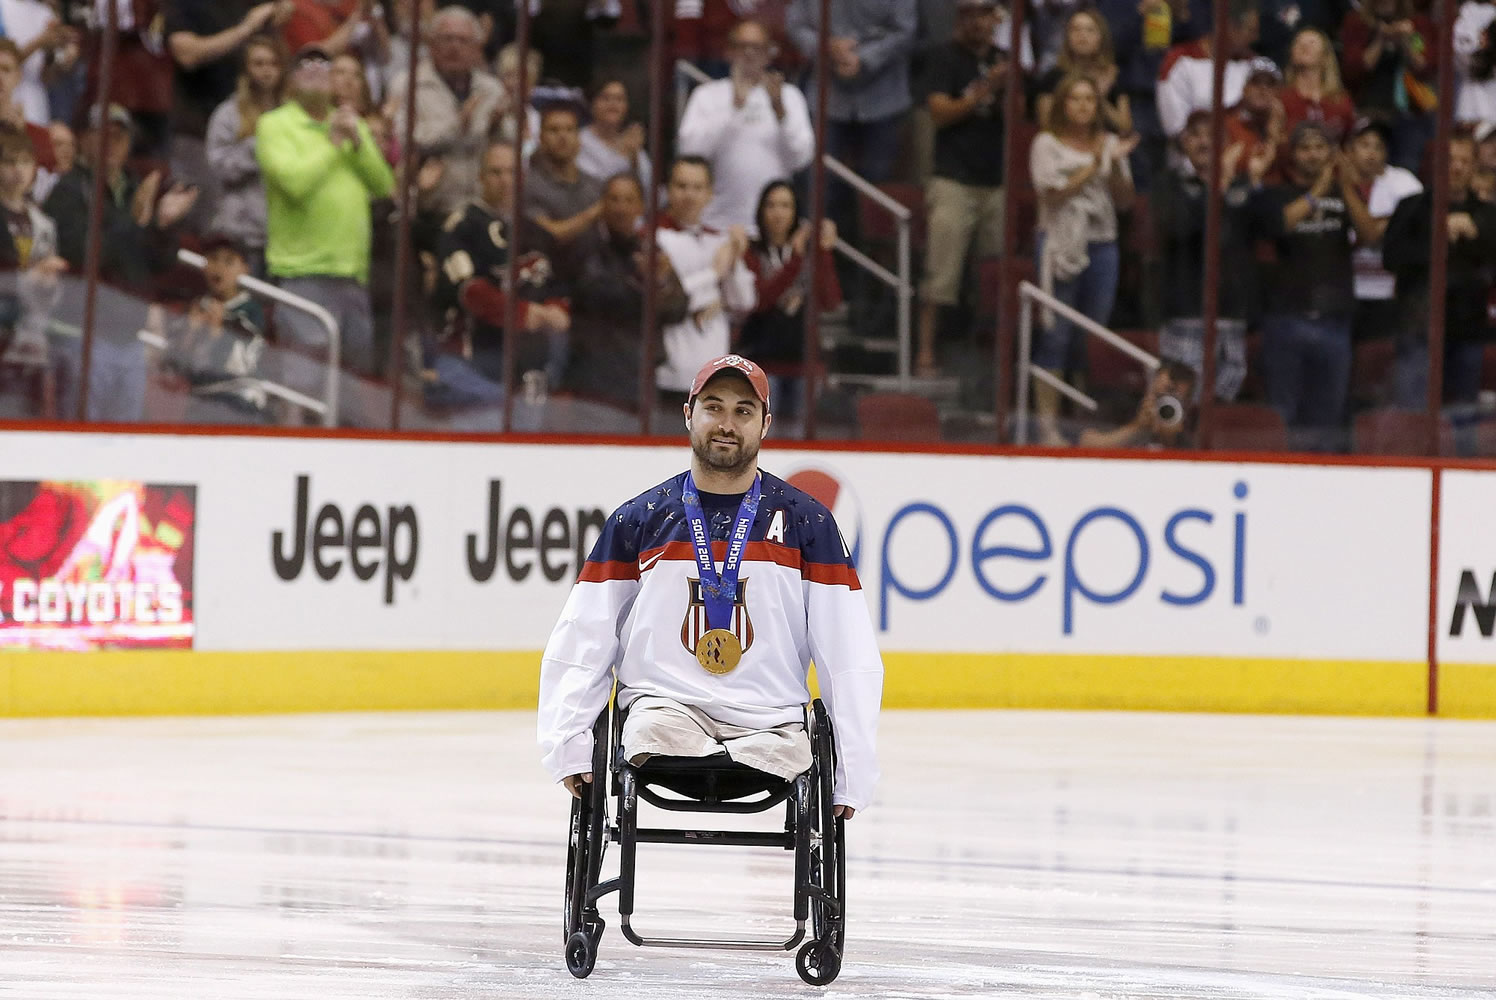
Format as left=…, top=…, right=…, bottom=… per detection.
left=1340, top=0, right=1437, bottom=171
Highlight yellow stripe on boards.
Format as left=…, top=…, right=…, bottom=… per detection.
left=0, top=651, right=541, bottom=717
left=0, top=650, right=1440, bottom=717
left=1436, top=663, right=1496, bottom=718
left=878, top=652, right=1429, bottom=716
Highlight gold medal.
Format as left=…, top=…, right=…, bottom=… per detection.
left=696, top=628, right=743, bottom=675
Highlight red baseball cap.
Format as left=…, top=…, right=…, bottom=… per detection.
left=688, top=354, right=771, bottom=409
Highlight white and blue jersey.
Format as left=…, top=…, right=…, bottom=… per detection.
left=539, top=470, right=884, bottom=811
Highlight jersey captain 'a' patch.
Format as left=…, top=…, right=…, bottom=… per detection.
left=680, top=578, right=755, bottom=658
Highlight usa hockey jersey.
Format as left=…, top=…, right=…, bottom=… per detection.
left=538, top=470, right=883, bottom=812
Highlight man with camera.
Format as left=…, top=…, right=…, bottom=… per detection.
left=1078, top=360, right=1197, bottom=449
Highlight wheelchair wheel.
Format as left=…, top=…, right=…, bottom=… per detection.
left=563, top=791, right=588, bottom=941
left=563, top=713, right=611, bottom=955
left=796, top=938, right=842, bottom=987
left=565, top=929, right=597, bottom=978
left=799, top=704, right=845, bottom=986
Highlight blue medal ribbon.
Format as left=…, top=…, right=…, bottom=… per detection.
left=681, top=472, right=761, bottom=632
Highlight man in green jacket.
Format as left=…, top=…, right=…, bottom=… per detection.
left=256, top=45, right=394, bottom=424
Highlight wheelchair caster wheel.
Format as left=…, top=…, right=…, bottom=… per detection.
left=795, top=940, right=841, bottom=986
left=565, top=930, right=597, bottom=978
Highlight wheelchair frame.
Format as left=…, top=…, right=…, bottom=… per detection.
left=562, top=697, right=847, bottom=985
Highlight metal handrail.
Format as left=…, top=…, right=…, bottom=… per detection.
left=824, top=151, right=912, bottom=387
left=833, top=238, right=899, bottom=289
left=675, top=58, right=711, bottom=87
left=177, top=249, right=342, bottom=426
left=136, top=328, right=328, bottom=415
left=672, top=59, right=914, bottom=387
left=1015, top=279, right=1160, bottom=444
left=822, top=153, right=916, bottom=388
left=821, top=155, right=911, bottom=221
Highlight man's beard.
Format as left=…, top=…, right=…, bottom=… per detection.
left=692, top=430, right=759, bottom=475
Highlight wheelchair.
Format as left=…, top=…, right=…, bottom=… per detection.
left=561, top=697, right=846, bottom=985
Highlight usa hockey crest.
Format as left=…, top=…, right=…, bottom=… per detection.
left=681, top=578, right=754, bottom=656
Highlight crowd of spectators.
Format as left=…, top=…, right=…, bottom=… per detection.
left=0, top=0, right=1492, bottom=452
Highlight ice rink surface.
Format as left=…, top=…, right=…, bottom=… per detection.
left=1, top=709, right=1493, bottom=999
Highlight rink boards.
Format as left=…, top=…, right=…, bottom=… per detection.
left=1, top=427, right=1493, bottom=717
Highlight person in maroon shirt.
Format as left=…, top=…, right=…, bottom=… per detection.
left=1280, top=27, right=1355, bottom=147
left=1225, top=57, right=1284, bottom=182
left=281, top=0, right=386, bottom=58
left=737, top=178, right=840, bottom=417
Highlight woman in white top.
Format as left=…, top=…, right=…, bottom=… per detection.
left=1028, top=73, right=1137, bottom=444
left=577, top=78, right=651, bottom=188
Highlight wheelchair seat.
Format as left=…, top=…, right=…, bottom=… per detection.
left=631, top=753, right=791, bottom=808
left=562, top=698, right=846, bottom=986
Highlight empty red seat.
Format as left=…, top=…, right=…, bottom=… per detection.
left=1353, top=407, right=1453, bottom=456
left=1201, top=403, right=1287, bottom=451
left=856, top=391, right=941, bottom=442
left=857, top=182, right=926, bottom=251
left=1351, top=338, right=1395, bottom=406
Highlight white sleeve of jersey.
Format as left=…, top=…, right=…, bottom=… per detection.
left=538, top=577, right=639, bottom=782
left=805, top=578, right=884, bottom=812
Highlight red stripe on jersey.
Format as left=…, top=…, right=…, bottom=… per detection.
left=641, top=540, right=804, bottom=570
left=578, top=560, right=640, bottom=583
left=803, top=561, right=862, bottom=590
left=586, top=540, right=856, bottom=585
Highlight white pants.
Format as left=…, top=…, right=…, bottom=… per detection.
left=622, top=696, right=812, bottom=783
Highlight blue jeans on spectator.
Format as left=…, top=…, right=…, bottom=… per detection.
left=424, top=352, right=506, bottom=431
left=274, top=275, right=378, bottom=426
left=1261, top=312, right=1352, bottom=450
left=827, top=116, right=902, bottom=185
left=1392, top=337, right=1485, bottom=409
left=428, top=352, right=505, bottom=408
left=1391, top=112, right=1435, bottom=174
left=1032, top=238, right=1121, bottom=375
left=53, top=334, right=146, bottom=423
left=471, top=330, right=568, bottom=390
left=826, top=114, right=904, bottom=239
left=1128, top=95, right=1164, bottom=194
left=768, top=374, right=803, bottom=421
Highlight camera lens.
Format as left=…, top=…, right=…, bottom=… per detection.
left=1155, top=395, right=1183, bottom=427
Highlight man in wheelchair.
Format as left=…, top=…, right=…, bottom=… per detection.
left=537, top=354, right=883, bottom=984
